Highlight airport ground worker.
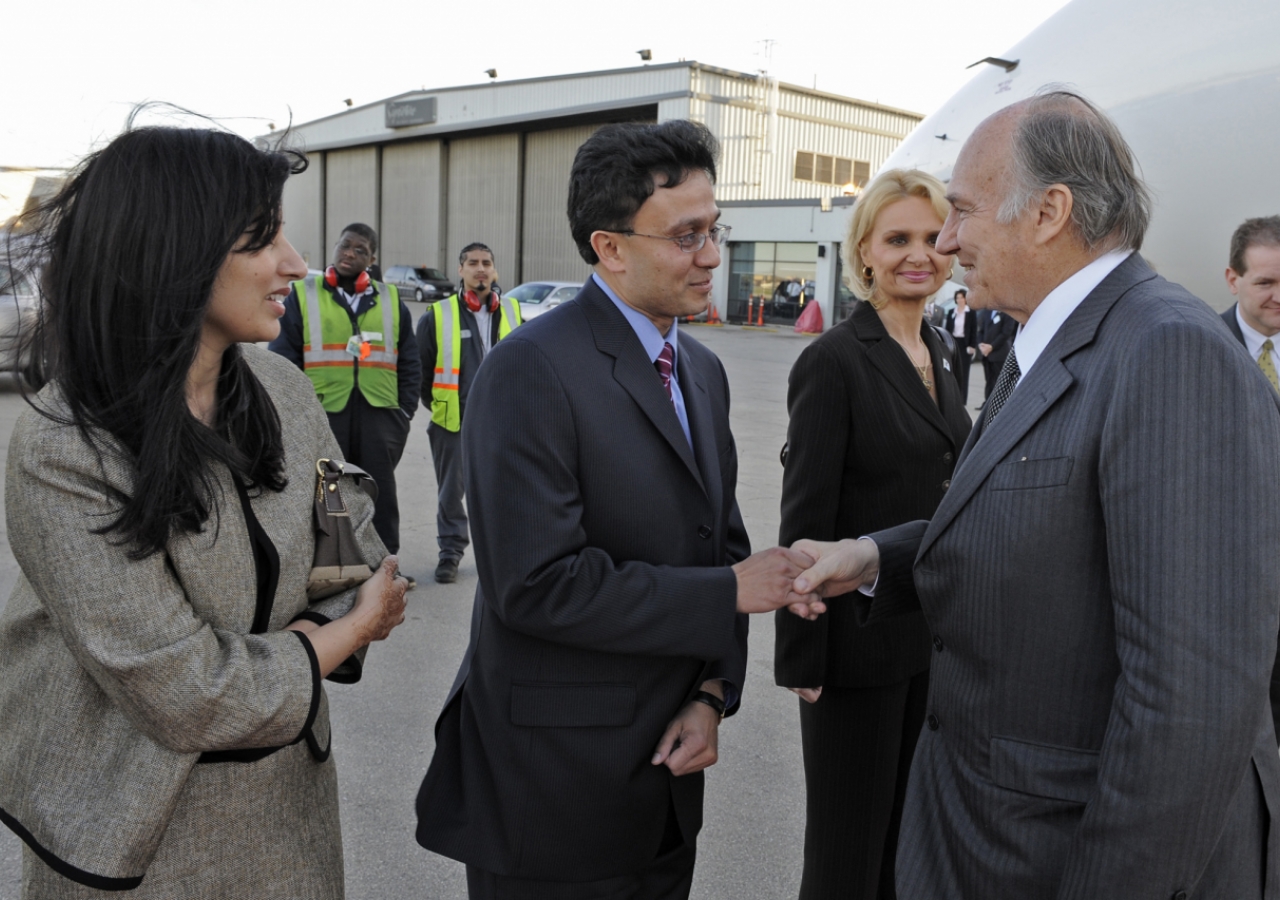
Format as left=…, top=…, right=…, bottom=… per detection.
left=269, top=223, right=421, bottom=567
left=416, top=242, right=522, bottom=584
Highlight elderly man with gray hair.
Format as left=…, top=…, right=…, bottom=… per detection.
left=791, top=90, right=1280, bottom=899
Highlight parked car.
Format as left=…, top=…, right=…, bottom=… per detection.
left=0, top=260, right=44, bottom=387
left=384, top=265, right=454, bottom=302
left=507, top=281, right=582, bottom=319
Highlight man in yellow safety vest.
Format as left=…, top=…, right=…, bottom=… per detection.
left=415, top=242, right=522, bottom=583
left=269, top=223, right=421, bottom=567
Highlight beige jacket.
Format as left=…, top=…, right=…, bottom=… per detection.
left=0, top=345, right=384, bottom=886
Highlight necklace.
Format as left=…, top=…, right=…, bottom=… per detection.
left=906, top=344, right=932, bottom=390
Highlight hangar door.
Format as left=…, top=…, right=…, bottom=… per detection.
left=325, top=147, right=378, bottom=255
left=381, top=141, right=444, bottom=271
left=521, top=125, right=598, bottom=284
left=446, top=134, right=520, bottom=288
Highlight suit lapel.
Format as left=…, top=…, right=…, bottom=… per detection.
left=677, top=346, right=720, bottom=513
left=917, top=254, right=1157, bottom=560
left=853, top=306, right=954, bottom=444
left=579, top=281, right=707, bottom=496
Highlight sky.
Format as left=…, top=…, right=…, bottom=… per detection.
left=5, top=0, right=1072, bottom=169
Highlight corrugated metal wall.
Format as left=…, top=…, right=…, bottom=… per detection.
left=282, top=156, right=324, bottom=268
left=381, top=141, right=443, bottom=269
left=325, top=147, right=378, bottom=254
left=521, top=125, right=599, bottom=284
left=446, top=134, right=520, bottom=286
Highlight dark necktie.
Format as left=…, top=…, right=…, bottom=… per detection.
left=655, top=342, right=675, bottom=401
left=983, top=347, right=1021, bottom=430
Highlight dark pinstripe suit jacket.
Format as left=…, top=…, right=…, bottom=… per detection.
left=415, top=280, right=750, bottom=881
left=775, top=301, right=971, bottom=688
left=1220, top=301, right=1280, bottom=745
left=862, top=255, right=1280, bottom=898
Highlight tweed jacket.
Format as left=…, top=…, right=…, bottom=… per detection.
left=0, top=345, right=384, bottom=889
left=861, top=255, right=1280, bottom=898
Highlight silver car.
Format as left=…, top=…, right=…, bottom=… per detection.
left=507, top=281, right=582, bottom=320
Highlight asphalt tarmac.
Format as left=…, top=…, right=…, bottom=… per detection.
left=0, top=320, right=987, bottom=898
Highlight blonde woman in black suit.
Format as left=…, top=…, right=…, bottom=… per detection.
left=775, top=169, right=971, bottom=900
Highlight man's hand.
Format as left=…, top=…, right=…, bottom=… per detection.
left=789, top=687, right=823, bottom=704
left=733, top=547, right=827, bottom=620
left=978, top=342, right=993, bottom=357
left=652, top=699, right=720, bottom=777
left=791, top=538, right=880, bottom=598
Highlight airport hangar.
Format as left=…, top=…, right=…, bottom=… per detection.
left=273, top=61, right=923, bottom=330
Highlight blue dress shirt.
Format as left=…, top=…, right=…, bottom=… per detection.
left=592, top=273, right=693, bottom=449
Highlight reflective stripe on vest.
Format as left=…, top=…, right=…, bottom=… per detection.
left=298, top=276, right=401, bottom=412
left=431, top=294, right=522, bottom=431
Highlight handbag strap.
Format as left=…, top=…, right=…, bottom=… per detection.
left=316, top=458, right=379, bottom=510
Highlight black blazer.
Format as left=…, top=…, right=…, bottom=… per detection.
left=416, top=280, right=751, bottom=881
left=1222, top=303, right=1246, bottom=344
left=775, top=301, right=972, bottom=688
left=945, top=306, right=979, bottom=352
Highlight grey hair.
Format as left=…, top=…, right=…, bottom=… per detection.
left=997, top=89, right=1152, bottom=251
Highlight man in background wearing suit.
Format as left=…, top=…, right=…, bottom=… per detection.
left=974, top=303, right=1017, bottom=399
left=944, top=288, right=978, bottom=397
left=791, top=90, right=1280, bottom=898
left=415, top=120, right=822, bottom=900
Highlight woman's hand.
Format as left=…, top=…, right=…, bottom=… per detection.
left=349, top=556, right=408, bottom=645
left=287, top=556, right=408, bottom=678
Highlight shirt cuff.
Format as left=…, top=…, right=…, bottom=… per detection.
left=856, top=536, right=879, bottom=596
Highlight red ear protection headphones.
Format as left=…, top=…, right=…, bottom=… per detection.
left=463, top=288, right=499, bottom=313
left=325, top=266, right=370, bottom=293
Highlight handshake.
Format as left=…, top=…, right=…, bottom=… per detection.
left=731, top=538, right=882, bottom=621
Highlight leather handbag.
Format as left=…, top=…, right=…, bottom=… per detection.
left=307, top=458, right=378, bottom=601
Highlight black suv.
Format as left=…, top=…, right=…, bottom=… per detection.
left=385, top=265, right=454, bottom=302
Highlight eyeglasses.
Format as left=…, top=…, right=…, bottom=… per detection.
left=615, top=224, right=732, bottom=253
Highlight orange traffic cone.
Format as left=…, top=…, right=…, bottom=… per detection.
left=708, top=301, right=721, bottom=325
left=755, top=300, right=765, bottom=327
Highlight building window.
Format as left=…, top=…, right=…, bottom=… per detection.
left=793, top=151, right=814, bottom=181
left=794, top=151, right=870, bottom=188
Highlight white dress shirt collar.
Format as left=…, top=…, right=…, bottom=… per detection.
left=1235, top=304, right=1280, bottom=366
left=1013, top=249, right=1132, bottom=379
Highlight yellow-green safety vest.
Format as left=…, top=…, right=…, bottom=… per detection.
left=297, top=275, right=401, bottom=413
left=432, top=292, right=522, bottom=431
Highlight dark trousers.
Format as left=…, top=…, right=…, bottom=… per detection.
left=982, top=356, right=1005, bottom=399
left=427, top=422, right=469, bottom=562
left=796, top=671, right=930, bottom=900
left=953, top=352, right=972, bottom=402
left=465, top=807, right=695, bottom=900
left=325, top=396, right=411, bottom=553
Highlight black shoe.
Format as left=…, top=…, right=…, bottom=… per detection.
left=434, top=559, right=459, bottom=584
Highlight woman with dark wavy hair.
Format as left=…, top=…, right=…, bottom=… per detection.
left=0, top=124, right=407, bottom=898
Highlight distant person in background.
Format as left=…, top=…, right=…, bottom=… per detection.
left=945, top=288, right=977, bottom=397
left=269, top=223, right=421, bottom=562
left=922, top=295, right=944, bottom=327
left=975, top=304, right=1016, bottom=399
left=775, top=168, right=971, bottom=900
left=1222, top=215, right=1280, bottom=394
left=415, top=243, right=522, bottom=584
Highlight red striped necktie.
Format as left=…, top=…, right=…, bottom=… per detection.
left=655, top=342, right=674, bottom=401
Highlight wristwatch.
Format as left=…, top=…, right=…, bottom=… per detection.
left=691, top=690, right=726, bottom=719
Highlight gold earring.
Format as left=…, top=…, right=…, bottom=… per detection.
left=863, top=266, right=874, bottom=282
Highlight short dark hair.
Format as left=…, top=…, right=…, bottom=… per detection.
left=26, top=125, right=301, bottom=557
left=954, top=288, right=968, bottom=297
left=1229, top=216, right=1280, bottom=275
left=567, top=120, right=719, bottom=265
left=340, top=222, right=378, bottom=256
left=458, top=242, right=494, bottom=264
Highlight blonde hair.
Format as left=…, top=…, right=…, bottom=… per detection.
left=845, top=168, right=950, bottom=305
